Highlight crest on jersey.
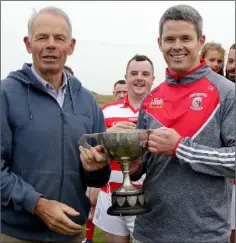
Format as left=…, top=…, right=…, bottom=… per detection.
left=190, top=93, right=207, bottom=111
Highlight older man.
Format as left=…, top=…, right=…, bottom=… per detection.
left=1, top=7, right=110, bottom=243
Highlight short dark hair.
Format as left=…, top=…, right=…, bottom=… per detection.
left=230, top=44, right=235, bottom=50
left=159, top=5, right=203, bottom=39
left=126, top=54, right=154, bottom=73
left=225, top=43, right=235, bottom=81
left=114, top=80, right=126, bottom=88
left=64, top=65, right=74, bottom=76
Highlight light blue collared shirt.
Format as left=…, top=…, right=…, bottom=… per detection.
left=31, top=65, right=67, bottom=108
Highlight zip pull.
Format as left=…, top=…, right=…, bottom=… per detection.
left=60, top=109, right=67, bottom=124
left=47, top=231, right=52, bottom=242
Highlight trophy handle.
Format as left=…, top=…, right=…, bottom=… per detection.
left=78, top=133, right=99, bottom=149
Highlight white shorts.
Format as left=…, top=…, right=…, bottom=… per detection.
left=231, top=184, right=235, bottom=229
left=93, top=190, right=136, bottom=237
left=86, top=187, right=90, bottom=197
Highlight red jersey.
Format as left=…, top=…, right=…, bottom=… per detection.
left=101, top=96, right=144, bottom=194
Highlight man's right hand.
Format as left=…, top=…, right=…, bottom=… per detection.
left=129, top=158, right=142, bottom=175
left=34, top=198, right=82, bottom=235
left=108, top=121, right=136, bottom=131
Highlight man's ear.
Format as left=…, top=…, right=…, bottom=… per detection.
left=198, top=35, right=206, bottom=52
left=68, top=38, right=76, bottom=56
left=158, top=37, right=163, bottom=52
left=23, top=36, right=32, bottom=54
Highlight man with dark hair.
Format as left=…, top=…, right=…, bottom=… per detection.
left=64, top=65, right=74, bottom=76
left=129, top=5, right=235, bottom=243
left=113, top=79, right=127, bottom=101
left=226, top=44, right=235, bottom=82
left=114, top=79, right=126, bottom=87
left=126, top=54, right=154, bottom=74
left=91, top=54, right=154, bottom=243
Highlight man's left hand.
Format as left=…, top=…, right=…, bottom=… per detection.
left=79, top=145, right=109, bottom=171
left=148, top=127, right=182, bottom=157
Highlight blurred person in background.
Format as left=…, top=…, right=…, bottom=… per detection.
left=113, top=79, right=128, bottom=100
left=89, top=55, right=155, bottom=243
left=200, top=42, right=225, bottom=76
left=226, top=44, right=235, bottom=83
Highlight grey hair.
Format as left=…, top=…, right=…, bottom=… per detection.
left=28, top=6, right=72, bottom=41
left=159, top=5, right=203, bottom=39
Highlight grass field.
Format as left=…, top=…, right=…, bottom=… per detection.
left=82, top=225, right=132, bottom=243
left=82, top=225, right=104, bottom=243
left=92, top=227, right=104, bottom=243
left=92, top=91, right=113, bottom=107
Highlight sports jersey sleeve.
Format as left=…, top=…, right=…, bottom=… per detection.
left=175, top=95, right=235, bottom=178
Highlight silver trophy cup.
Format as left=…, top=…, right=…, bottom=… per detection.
left=78, top=129, right=151, bottom=216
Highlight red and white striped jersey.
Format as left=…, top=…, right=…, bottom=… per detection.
left=101, top=96, right=145, bottom=194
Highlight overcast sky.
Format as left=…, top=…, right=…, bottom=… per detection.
left=1, top=1, right=235, bottom=94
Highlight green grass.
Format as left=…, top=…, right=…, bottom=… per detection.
left=93, top=227, right=104, bottom=243
left=92, top=93, right=113, bottom=107
left=82, top=225, right=132, bottom=243
left=82, top=225, right=104, bottom=243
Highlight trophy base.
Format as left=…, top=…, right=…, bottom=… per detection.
left=107, top=186, right=151, bottom=216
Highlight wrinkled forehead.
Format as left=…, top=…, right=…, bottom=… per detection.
left=127, top=60, right=153, bottom=73
left=32, top=13, right=70, bottom=37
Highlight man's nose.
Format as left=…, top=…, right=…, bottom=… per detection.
left=120, top=92, right=125, bottom=98
left=137, top=73, right=144, bottom=80
left=173, top=39, right=183, bottom=51
left=46, top=36, right=56, bottom=49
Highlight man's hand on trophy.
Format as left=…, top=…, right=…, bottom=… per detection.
left=108, top=121, right=136, bottom=131
left=147, top=127, right=182, bottom=157
left=79, top=145, right=109, bottom=171
left=128, top=158, right=142, bottom=175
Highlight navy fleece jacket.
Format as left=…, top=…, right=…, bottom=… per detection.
left=1, top=63, right=111, bottom=242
